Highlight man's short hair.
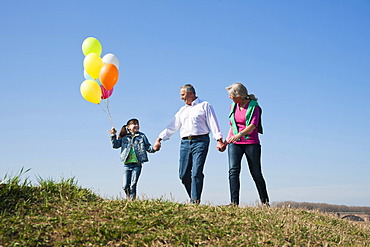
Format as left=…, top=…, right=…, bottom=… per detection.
left=181, top=84, right=196, bottom=95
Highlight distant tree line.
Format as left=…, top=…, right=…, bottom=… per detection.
left=273, top=201, right=370, bottom=213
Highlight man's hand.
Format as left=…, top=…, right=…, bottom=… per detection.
left=216, top=139, right=227, bottom=152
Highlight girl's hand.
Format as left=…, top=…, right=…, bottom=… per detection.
left=153, top=138, right=162, bottom=151
left=109, top=127, right=117, bottom=135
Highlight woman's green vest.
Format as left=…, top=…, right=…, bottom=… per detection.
left=228, top=100, right=263, bottom=140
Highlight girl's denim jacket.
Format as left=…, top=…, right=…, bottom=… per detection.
left=111, top=132, right=155, bottom=164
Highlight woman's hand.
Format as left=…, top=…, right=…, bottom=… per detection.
left=227, top=133, right=242, bottom=143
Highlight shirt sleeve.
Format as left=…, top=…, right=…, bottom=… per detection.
left=250, top=106, right=260, bottom=127
left=205, top=102, right=223, bottom=140
left=158, top=110, right=182, bottom=141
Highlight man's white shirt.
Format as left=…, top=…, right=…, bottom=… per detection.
left=159, top=98, right=223, bottom=141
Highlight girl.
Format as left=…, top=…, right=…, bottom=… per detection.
left=109, top=118, right=157, bottom=200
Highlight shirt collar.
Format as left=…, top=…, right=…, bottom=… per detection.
left=190, top=97, right=201, bottom=106
left=128, top=132, right=140, bottom=137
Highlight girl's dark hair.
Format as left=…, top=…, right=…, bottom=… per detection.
left=118, top=118, right=139, bottom=138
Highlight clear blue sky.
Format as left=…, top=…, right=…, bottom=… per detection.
left=1, top=1, right=369, bottom=206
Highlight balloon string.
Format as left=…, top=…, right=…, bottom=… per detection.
left=105, top=99, right=115, bottom=127
left=99, top=100, right=114, bottom=127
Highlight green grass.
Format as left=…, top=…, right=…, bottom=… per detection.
left=1, top=170, right=369, bottom=246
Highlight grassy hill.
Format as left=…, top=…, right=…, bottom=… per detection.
left=1, top=173, right=369, bottom=246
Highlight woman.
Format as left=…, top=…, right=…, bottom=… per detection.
left=226, top=83, right=269, bottom=206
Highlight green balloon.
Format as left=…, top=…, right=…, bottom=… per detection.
left=82, top=37, right=102, bottom=56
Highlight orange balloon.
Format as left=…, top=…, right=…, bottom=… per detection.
left=99, top=63, right=119, bottom=91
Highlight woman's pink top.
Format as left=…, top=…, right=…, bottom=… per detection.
left=227, top=103, right=260, bottom=144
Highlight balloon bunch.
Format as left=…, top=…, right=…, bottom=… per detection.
left=80, top=37, right=120, bottom=126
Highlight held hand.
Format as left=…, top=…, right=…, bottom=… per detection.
left=216, top=140, right=227, bottom=152
left=223, top=141, right=229, bottom=150
left=153, top=139, right=162, bottom=151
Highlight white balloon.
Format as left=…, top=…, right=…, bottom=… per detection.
left=83, top=70, right=93, bottom=80
left=102, top=53, right=120, bottom=69
left=83, top=70, right=101, bottom=85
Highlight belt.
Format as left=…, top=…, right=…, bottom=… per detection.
left=182, top=134, right=208, bottom=140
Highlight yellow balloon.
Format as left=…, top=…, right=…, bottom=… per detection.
left=83, top=53, right=103, bottom=79
left=82, top=37, right=102, bottom=56
left=80, top=80, right=102, bottom=104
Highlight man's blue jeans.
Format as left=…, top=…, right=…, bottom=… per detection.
left=228, top=143, right=269, bottom=205
left=179, top=135, right=210, bottom=203
left=122, top=163, right=142, bottom=199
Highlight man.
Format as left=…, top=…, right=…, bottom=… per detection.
left=153, top=84, right=226, bottom=204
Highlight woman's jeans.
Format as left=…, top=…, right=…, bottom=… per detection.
left=228, top=143, right=269, bottom=205
left=122, top=163, right=142, bottom=200
left=179, top=135, right=210, bottom=203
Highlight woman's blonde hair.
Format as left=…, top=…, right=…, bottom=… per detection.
left=226, top=82, right=257, bottom=101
